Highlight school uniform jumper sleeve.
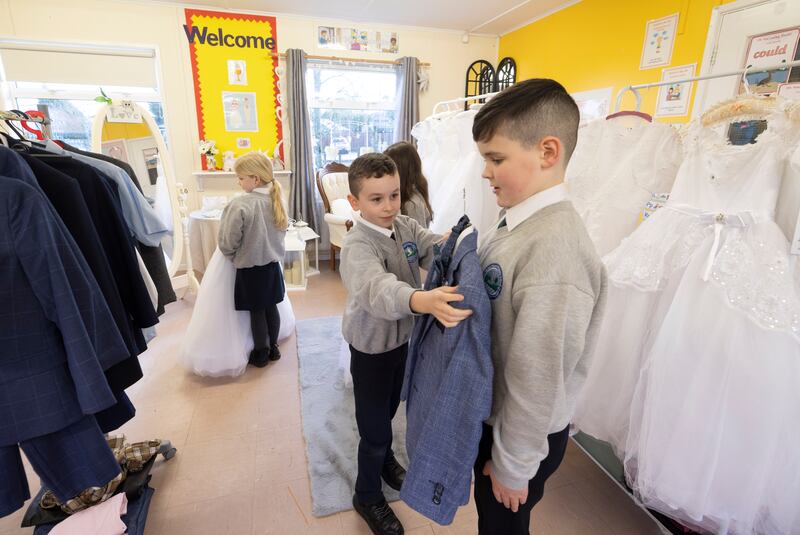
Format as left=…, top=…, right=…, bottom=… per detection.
left=218, top=202, right=245, bottom=259
left=340, top=239, right=416, bottom=321
left=490, top=281, right=597, bottom=490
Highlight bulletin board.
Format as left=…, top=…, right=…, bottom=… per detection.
left=184, top=8, right=282, bottom=167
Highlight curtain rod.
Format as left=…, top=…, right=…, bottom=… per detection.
left=275, top=52, right=429, bottom=67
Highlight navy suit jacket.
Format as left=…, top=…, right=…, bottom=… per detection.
left=0, top=177, right=126, bottom=445
left=400, top=215, right=494, bottom=525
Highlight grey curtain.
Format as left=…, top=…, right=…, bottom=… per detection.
left=285, top=48, right=319, bottom=230
left=395, top=56, right=420, bottom=143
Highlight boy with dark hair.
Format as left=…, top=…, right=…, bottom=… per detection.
left=341, top=153, right=472, bottom=535
left=472, top=78, right=607, bottom=534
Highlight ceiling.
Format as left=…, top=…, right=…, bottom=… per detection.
left=143, top=0, right=580, bottom=35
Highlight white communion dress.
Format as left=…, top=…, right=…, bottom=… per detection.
left=566, top=117, right=683, bottom=256
left=574, top=106, right=800, bottom=534
left=181, top=248, right=296, bottom=377
left=412, top=110, right=498, bottom=234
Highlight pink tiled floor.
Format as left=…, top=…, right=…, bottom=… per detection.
left=0, top=268, right=662, bottom=534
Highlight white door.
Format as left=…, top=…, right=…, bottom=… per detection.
left=693, top=0, right=800, bottom=116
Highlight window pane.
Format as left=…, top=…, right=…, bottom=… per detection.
left=15, top=98, right=99, bottom=150
left=305, top=63, right=397, bottom=168
left=306, top=65, right=397, bottom=108
left=309, top=108, right=395, bottom=168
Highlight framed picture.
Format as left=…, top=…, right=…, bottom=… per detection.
left=222, top=92, right=259, bottom=132
left=142, top=147, right=160, bottom=185
left=318, top=26, right=336, bottom=48
left=101, top=139, right=130, bottom=164
left=228, top=60, right=247, bottom=86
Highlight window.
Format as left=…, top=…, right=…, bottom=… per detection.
left=306, top=61, right=397, bottom=168
left=7, top=82, right=166, bottom=151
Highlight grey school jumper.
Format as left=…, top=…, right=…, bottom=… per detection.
left=403, top=193, right=432, bottom=228
left=479, top=200, right=607, bottom=489
left=218, top=189, right=286, bottom=269
left=340, top=214, right=440, bottom=355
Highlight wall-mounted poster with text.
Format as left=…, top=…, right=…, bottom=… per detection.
left=184, top=9, right=281, bottom=167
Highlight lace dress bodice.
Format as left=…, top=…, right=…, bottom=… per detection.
left=566, top=118, right=683, bottom=255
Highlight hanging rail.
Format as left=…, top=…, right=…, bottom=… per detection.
left=614, top=59, right=800, bottom=112
left=433, top=91, right=499, bottom=115
left=0, top=110, right=50, bottom=124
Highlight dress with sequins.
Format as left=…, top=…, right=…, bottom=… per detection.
left=573, top=107, right=800, bottom=535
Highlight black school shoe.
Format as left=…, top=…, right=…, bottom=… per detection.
left=381, top=455, right=406, bottom=491
left=248, top=348, right=270, bottom=368
left=268, top=344, right=281, bottom=361
left=352, top=495, right=404, bottom=535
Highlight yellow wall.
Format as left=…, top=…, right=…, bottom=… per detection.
left=500, top=0, right=735, bottom=122
left=102, top=121, right=153, bottom=141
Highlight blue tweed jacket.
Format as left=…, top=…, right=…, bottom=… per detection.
left=0, top=177, right=125, bottom=446
left=400, top=215, right=493, bottom=525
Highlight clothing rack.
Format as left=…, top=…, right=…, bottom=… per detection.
left=0, top=110, right=50, bottom=124
left=613, top=59, right=800, bottom=112
left=432, top=91, right=499, bottom=114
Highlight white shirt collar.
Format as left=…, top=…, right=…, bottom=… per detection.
left=253, top=182, right=273, bottom=195
left=355, top=213, right=394, bottom=238
left=503, top=183, right=569, bottom=231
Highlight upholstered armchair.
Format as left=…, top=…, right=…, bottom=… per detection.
left=316, top=162, right=353, bottom=271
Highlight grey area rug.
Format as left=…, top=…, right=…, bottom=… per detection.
left=296, top=316, right=409, bottom=517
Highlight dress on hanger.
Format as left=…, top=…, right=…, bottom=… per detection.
left=412, top=110, right=497, bottom=235
left=566, top=118, right=683, bottom=256
left=574, top=105, right=800, bottom=534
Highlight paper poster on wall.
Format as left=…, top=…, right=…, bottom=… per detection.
left=228, top=60, right=247, bottom=85
left=640, top=13, right=678, bottom=70
left=223, top=92, right=258, bottom=132
left=316, top=25, right=398, bottom=53
left=655, top=64, right=695, bottom=117
left=571, top=87, right=613, bottom=126
left=738, top=27, right=800, bottom=96
left=237, top=137, right=252, bottom=149
left=778, top=82, right=800, bottom=100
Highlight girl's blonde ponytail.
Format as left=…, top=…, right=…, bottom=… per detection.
left=233, top=152, right=289, bottom=230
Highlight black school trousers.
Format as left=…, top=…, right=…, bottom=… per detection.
left=473, top=422, right=570, bottom=535
left=350, top=343, right=408, bottom=504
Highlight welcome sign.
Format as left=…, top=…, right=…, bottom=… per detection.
left=184, top=9, right=281, bottom=167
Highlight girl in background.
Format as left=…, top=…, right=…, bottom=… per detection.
left=218, top=152, right=288, bottom=368
left=385, top=141, right=434, bottom=228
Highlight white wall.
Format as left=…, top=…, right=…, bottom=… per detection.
left=0, top=0, right=497, bottom=206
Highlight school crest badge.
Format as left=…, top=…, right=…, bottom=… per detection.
left=403, top=241, right=419, bottom=264
left=483, top=263, right=503, bottom=300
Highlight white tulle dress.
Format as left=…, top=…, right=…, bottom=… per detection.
left=180, top=248, right=296, bottom=377
left=574, top=106, right=800, bottom=534
left=566, top=117, right=683, bottom=256
left=412, top=110, right=498, bottom=235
